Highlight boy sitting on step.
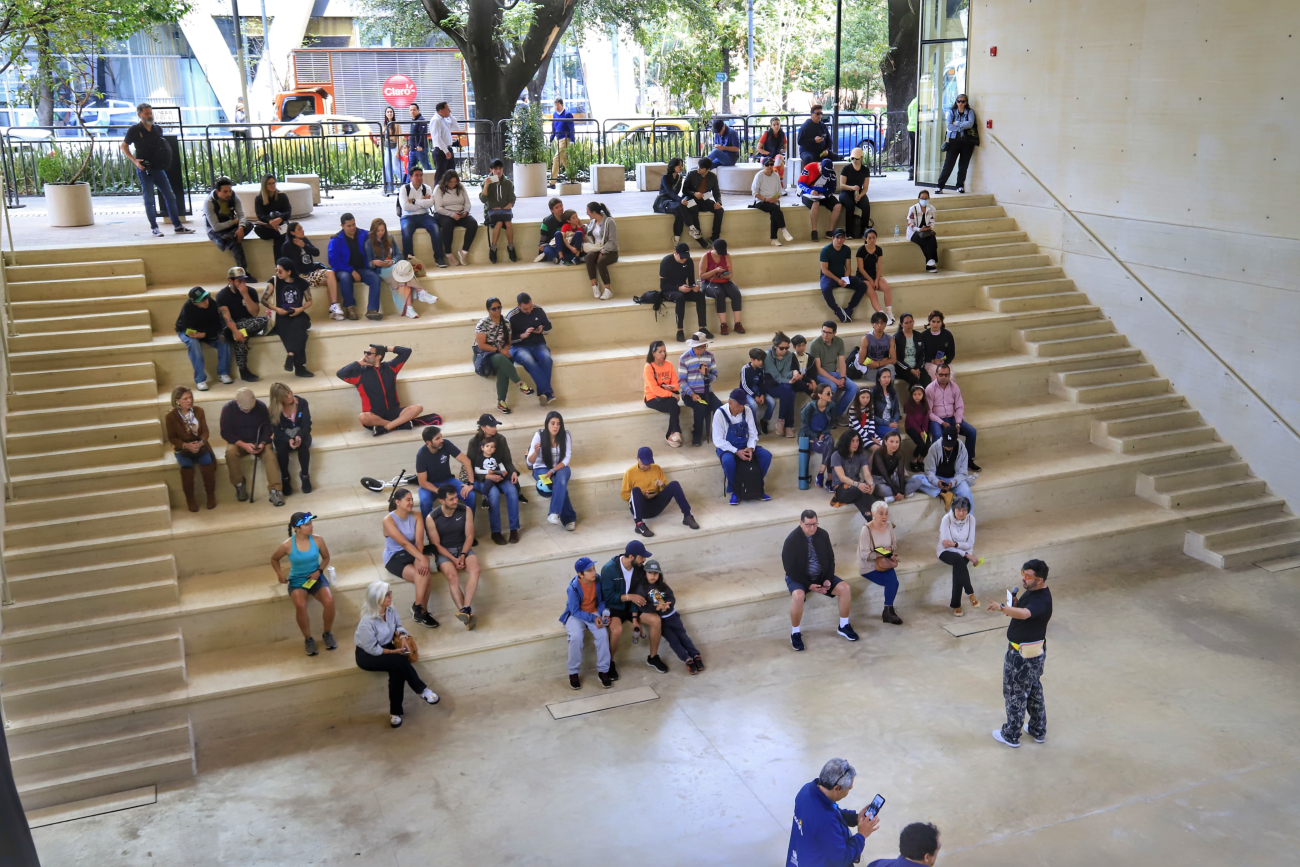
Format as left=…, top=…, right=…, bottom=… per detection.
left=631, top=559, right=705, bottom=675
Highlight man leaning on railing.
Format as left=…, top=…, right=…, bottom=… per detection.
left=121, top=103, right=195, bottom=238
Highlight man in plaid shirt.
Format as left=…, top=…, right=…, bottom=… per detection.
left=677, top=331, right=721, bottom=447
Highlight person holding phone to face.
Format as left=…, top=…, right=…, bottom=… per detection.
left=787, top=758, right=881, bottom=867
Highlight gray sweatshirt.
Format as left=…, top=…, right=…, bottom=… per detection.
left=924, top=439, right=969, bottom=488
left=203, top=191, right=245, bottom=233
left=590, top=216, right=619, bottom=253
left=434, top=185, right=471, bottom=218
left=353, top=607, right=408, bottom=656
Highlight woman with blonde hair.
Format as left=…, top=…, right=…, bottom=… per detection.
left=859, top=499, right=903, bottom=625
left=269, top=381, right=313, bottom=495
left=354, top=579, right=439, bottom=728
left=163, top=384, right=218, bottom=511
left=252, top=174, right=291, bottom=260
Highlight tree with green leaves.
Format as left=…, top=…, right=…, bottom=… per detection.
left=801, top=0, right=888, bottom=110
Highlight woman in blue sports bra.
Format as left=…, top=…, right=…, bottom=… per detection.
left=271, top=511, right=336, bottom=657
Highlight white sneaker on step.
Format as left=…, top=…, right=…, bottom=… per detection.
left=600, top=288, right=612, bottom=300
left=456, top=250, right=468, bottom=266
left=771, top=239, right=782, bottom=246
left=547, top=513, right=561, bottom=525
left=592, top=285, right=602, bottom=298
left=329, top=303, right=345, bottom=321
left=416, top=289, right=438, bottom=304
left=781, top=228, right=794, bottom=242
left=534, top=252, right=547, bottom=262
left=403, top=306, right=419, bottom=319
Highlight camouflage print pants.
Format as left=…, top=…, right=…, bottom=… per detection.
left=1001, top=645, right=1046, bottom=744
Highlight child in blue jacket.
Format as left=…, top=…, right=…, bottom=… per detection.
left=559, top=557, right=612, bottom=690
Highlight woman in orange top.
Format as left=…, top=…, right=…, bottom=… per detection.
left=700, top=238, right=744, bottom=335
left=643, top=339, right=683, bottom=447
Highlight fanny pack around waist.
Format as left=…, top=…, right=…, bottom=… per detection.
left=1011, top=640, right=1044, bottom=659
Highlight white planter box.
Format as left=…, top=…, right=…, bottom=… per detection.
left=514, top=163, right=547, bottom=198
left=44, top=182, right=94, bottom=228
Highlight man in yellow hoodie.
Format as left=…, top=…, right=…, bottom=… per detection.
left=621, top=447, right=700, bottom=538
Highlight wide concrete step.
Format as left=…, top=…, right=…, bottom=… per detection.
left=987, top=291, right=1090, bottom=314
left=943, top=241, right=1040, bottom=262
left=1026, top=332, right=1129, bottom=357
left=10, top=310, right=151, bottom=333
left=932, top=205, right=1005, bottom=221
left=1146, top=477, right=1269, bottom=509
left=6, top=553, right=176, bottom=601
left=5, top=418, right=163, bottom=455
left=1, top=657, right=187, bottom=718
left=934, top=231, right=1030, bottom=251
left=1097, top=424, right=1217, bottom=454
left=0, top=631, right=184, bottom=686
left=5, top=498, right=172, bottom=549
left=16, top=744, right=194, bottom=812
left=954, top=254, right=1052, bottom=273
left=7, top=439, right=162, bottom=475
left=1189, top=533, right=1300, bottom=570
left=11, top=715, right=190, bottom=788
left=9, top=325, right=153, bottom=352
left=5, top=483, right=170, bottom=525
left=1065, top=377, right=1170, bottom=404
left=1093, top=408, right=1201, bottom=438
left=4, top=259, right=145, bottom=282
left=1139, top=460, right=1250, bottom=495
left=9, top=361, right=156, bottom=391
left=1017, top=318, right=1114, bottom=345
left=1054, top=363, right=1158, bottom=389
left=984, top=278, right=1076, bottom=299
left=7, top=273, right=147, bottom=301
left=936, top=217, right=1019, bottom=237
left=1191, top=512, right=1300, bottom=548
left=6, top=379, right=156, bottom=412
left=5, top=400, right=157, bottom=435
left=0, top=579, right=179, bottom=632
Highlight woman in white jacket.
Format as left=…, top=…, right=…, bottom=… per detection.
left=937, top=495, right=982, bottom=615
left=433, top=170, right=478, bottom=265
left=906, top=190, right=939, bottom=272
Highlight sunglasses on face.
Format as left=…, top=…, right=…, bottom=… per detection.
left=776, top=345, right=790, bottom=351
left=489, top=306, right=502, bottom=312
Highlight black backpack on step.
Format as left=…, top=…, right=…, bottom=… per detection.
left=731, top=453, right=766, bottom=501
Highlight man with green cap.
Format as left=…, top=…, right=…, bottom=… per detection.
left=175, top=286, right=232, bottom=391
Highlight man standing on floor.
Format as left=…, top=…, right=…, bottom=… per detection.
left=220, top=387, right=283, bottom=506
left=549, top=98, right=575, bottom=187
left=782, top=510, right=857, bottom=649
left=431, top=101, right=458, bottom=184
left=407, top=103, right=432, bottom=174
left=787, top=758, right=880, bottom=867
left=990, top=559, right=1053, bottom=748
left=120, top=103, right=194, bottom=238
left=336, top=344, right=426, bottom=435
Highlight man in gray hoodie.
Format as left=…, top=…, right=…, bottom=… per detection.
left=479, top=158, right=517, bottom=263
left=204, top=177, right=256, bottom=278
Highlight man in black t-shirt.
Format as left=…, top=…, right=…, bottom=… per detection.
left=989, top=559, right=1053, bottom=747
left=838, top=148, right=872, bottom=238
left=120, top=103, right=195, bottom=237
left=175, top=286, right=230, bottom=390
left=214, top=267, right=268, bottom=382
left=505, top=292, right=556, bottom=404
left=426, top=483, right=482, bottom=629
left=415, top=426, right=474, bottom=519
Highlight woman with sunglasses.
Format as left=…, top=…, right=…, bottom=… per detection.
left=472, top=296, right=533, bottom=415
left=270, top=511, right=336, bottom=657
left=764, top=331, right=810, bottom=438
left=936, top=93, right=977, bottom=194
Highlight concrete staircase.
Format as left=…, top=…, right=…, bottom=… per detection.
left=2, top=191, right=1295, bottom=810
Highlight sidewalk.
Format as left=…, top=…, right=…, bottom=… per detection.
left=1, top=173, right=921, bottom=253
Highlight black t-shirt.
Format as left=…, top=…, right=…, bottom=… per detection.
left=507, top=305, right=552, bottom=347
left=820, top=244, right=852, bottom=279
left=269, top=277, right=309, bottom=311
left=856, top=245, right=884, bottom=279
left=431, top=505, right=469, bottom=551
left=345, top=234, right=365, bottom=271
left=123, top=122, right=173, bottom=171
left=416, top=440, right=461, bottom=485
left=840, top=163, right=870, bottom=193
left=174, top=299, right=222, bottom=336
left=215, top=285, right=260, bottom=330
left=1007, top=587, right=1053, bottom=644
left=287, top=237, right=323, bottom=272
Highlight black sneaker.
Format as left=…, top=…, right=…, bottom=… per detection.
left=790, top=631, right=805, bottom=651
left=411, top=603, right=440, bottom=628
left=968, top=460, right=983, bottom=473
left=760, top=420, right=769, bottom=435
left=507, top=246, right=517, bottom=262
left=675, top=329, right=686, bottom=343
left=597, top=670, right=613, bottom=688
left=647, top=655, right=669, bottom=673
left=304, top=637, right=318, bottom=656
left=634, top=521, right=654, bottom=538
left=837, top=622, right=859, bottom=642
left=683, top=514, right=699, bottom=530
left=491, top=531, right=508, bottom=545
left=372, top=425, right=389, bottom=437
left=700, top=328, right=714, bottom=340
left=284, top=357, right=294, bottom=372
left=607, top=660, right=620, bottom=681
left=300, top=474, right=312, bottom=494
left=811, top=230, right=819, bottom=241
left=489, top=246, right=498, bottom=264
left=174, top=226, right=195, bottom=234
left=569, top=673, right=582, bottom=690
left=238, top=367, right=260, bottom=382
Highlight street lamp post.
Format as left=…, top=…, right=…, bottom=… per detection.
left=832, top=0, right=843, bottom=146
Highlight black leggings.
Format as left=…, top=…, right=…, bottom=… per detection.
left=831, top=483, right=882, bottom=518
left=705, top=281, right=742, bottom=315
left=911, top=231, right=939, bottom=263
left=894, top=366, right=932, bottom=392
left=436, top=214, right=479, bottom=254
left=937, top=140, right=975, bottom=189
left=355, top=645, right=428, bottom=716
left=754, top=201, right=786, bottom=238
left=660, top=614, right=700, bottom=661
left=646, top=396, right=681, bottom=437
left=905, top=427, right=932, bottom=467
left=274, top=314, right=310, bottom=368
left=253, top=224, right=286, bottom=261
left=630, top=481, right=691, bottom=521
left=837, top=191, right=871, bottom=234
left=941, top=550, right=974, bottom=608
left=274, top=432, right=312, bottom=478
left=663, top=289, right=709, bottom=330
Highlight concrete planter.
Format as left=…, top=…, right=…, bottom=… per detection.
left=44, top=181, right=94, bottom=227
left=513, top=162, right=547, bottom=198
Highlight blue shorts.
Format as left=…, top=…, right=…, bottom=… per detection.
left=785, top=575, right=843, bottom=595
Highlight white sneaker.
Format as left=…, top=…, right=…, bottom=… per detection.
left=416, top=289, right=438, bottom=304
left=403, top=306, right=419, bottom=319
left=565, top=522, right=577, bottom=531
left=456, top=250, right=468, bottom=266
left=1024, top=724, right=1045, bottom=744
left=195, top=380, right=209, bottom=391
left=329, top=303, right=344, bottom=321
left=688, top=225, right=701, bottom=239
left=218, top=374, right=233, bottom=384
left=781, top=228, right=794, bottom=242
left=421, top=688, right=440, bottom=705
left=547, top=513, right=561, bottom=525
left=600, top=288, right=612, bottom=300
left=771, top=239, right=782, bottom=246
left=926, top=259, right=937, bottom=268
left=592, top=285, right=602, bottom=298
left=534, top=252, right=547, bottom=263
left=390, top=715, right=403, bottom=728
left=886, top=312, right=896, bottom=326
left=672, top=235, right=680, bottom=245
left=992, top=728, right=1020, bottom=748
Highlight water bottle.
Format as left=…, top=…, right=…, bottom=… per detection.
left=893, top=224, right=900, bottom=239
left=326, top=566, right=336, bottom=583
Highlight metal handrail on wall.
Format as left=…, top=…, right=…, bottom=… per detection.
left=987, top=131, right=1300, bottom=446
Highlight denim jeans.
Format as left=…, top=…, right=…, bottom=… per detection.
left=178, top=332, right=231, bottom=383
left=928, top=417, right=978, bottom=460
left=917, top=477, right=974, bottom=504
left=409, top=147, right=433, bottom=173
left=400, top=214, right=445, bottom=264
left=717, top=446, right=773, bottom=492
left=138, top=167, right=182, bottom=230
left=336, top=268, right=382, bottom=311
left=745, top=395, right=775, bottom=424
left=533, top=465, right=577, bottom=525
left=767, top=383, right=797, bottom=425
left=511, top=344, right=554, bottom=397
left=383, top=148, right=404, bottom=191
left=174, top=449, right=214, bottom=468
left=418, top=485, right=472, bottom=520
left=816, top=372, right=857, bottom=417
left=474, top=479, right=520, bottom=533
left=706, top=148, right=738, bottom=167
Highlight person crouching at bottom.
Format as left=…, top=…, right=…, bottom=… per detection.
left=353, top=580, right=439, bottom=728
left=632, top=559, right=704, bottom=674
left=560, top=557, right=612, bottom=690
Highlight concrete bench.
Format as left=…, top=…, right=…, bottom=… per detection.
left=714, top=163, right=763, bottom=194
left=286, top=173, right=321, bottom=206
left=636, top=162, right=667, bottom=192
left=233, top=181, right=314, bottom=220
left=591, top=164, right=626, bottom=194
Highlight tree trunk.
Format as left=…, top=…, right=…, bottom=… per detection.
left=527, top=60, right=549, bottom=107
left=882, top=0, right=919, bottom=164
left=720, top=49, right=730, bottom=115
left=36, top=30, right=55, bottom=128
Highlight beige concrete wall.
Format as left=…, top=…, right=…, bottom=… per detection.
left=967, top=0, right=1300, bottom=507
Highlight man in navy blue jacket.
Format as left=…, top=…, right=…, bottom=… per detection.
left=866, top=822, right=942, bottom=867
left=549, top=98, right=575, bottom=186
left=787, top=758, right=880, bottom=867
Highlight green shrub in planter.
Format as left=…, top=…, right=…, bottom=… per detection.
left=506, top=103, right=547, bottom=165
left=36, top=144, right=92, bottom=187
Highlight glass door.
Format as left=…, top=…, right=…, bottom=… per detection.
left=915, top=0, right=970, bottom=186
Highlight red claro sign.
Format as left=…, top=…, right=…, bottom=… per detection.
left=383, top=74, right=417, bottom=108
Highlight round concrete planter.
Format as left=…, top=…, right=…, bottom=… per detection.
left=44, top=181, right=94, bottom=227
left=513, top=163, right=547, bottom=198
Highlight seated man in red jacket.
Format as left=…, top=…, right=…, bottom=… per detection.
left=337, top=344, right=425, bottom=436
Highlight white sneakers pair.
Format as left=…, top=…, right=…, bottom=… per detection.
left=329, top=302, right=345, bottom=321
left=591, top=285, right=612, bottom=300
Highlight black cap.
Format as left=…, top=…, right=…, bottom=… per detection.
left=674, top=242, right=691, bottom=256
left=831, top=228, right=847, bottom=238
left=478, top=413, right=501, bottom=427
left=187, top=286, right=210, bottom=303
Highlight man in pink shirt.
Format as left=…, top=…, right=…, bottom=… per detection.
left=925, top=363, right=980, bottom=472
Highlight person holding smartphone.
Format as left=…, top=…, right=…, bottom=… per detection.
left=787, top=758, right=881, bottom=867
left=559, top=557, right=613, bottom=690
left=353, top=579, right=440, bottom=729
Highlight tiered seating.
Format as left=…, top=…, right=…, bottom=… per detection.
left=2, top=192, right=1295, bottom=810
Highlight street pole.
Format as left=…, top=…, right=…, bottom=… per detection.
left=259, top=0, right=271, bottom=120
left=832, top=0, right=843, bottom=147
left=747, top=0, right=755, bottom=116
left=231, top=0, right=252, bottom=126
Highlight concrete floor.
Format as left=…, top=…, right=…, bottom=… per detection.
left=1, top=173, right=923, bottom=252
left=30, top=555, right=1300, bottom=866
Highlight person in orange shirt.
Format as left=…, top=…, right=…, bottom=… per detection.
left=643, top=339, right=683, bottom=447
left=559, top=556, right=612, bottom=690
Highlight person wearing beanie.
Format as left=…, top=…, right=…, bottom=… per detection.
left=659, top=242, right=710, bottom=342
left=559, top=556, right=612, bottom=689
left=713, top=388, right=774, bottom=505
left=175, top=286, right=231, bottom=391
left=621, top=446, right=699, bottom=538
left=219, top=387, right=282, bottom=506
left=630, top=559, right=705, bottom=674
left=680, top=157, right=724, bottom=248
